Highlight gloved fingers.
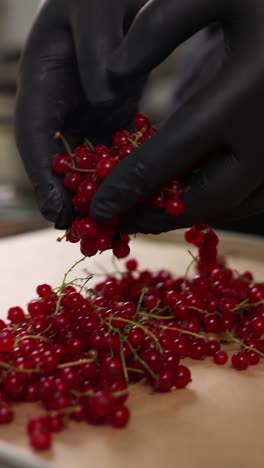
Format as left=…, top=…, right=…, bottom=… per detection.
left=70, top=0, right=148, bottom=128
left=15, top=14, right=81, bottom=229
left=90, top=60, right=243, bottom=223
left=124, top=0, right=149, bottom=31
left=109, top=0, right=220, bottom=78
left=117, top=150, right=263, bottom=235
left=119, top=205, right=178, bottom=235
left=15, top=88, right=78, bottom=229
left=70, top=0, right=125, bottom=107
left=178, top=150, right=262, bottom=222
left=218, top=184, right=264, bottom=223
left=169, top=27, right=225, bottom=115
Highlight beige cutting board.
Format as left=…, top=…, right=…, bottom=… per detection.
left=0, top=228, right=263, bottom=468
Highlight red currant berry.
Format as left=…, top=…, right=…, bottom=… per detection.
left=109, top=405, right=130, bottom=428
left=133, top=113, right=150, bottom=130
left=52, top=154, right=71, bottom=175
left=118, top=145, right=134, bottom=160
left=112, top=130, right=130, bottom=147
left=64, top=172, right=82, bottom=192
left=96, top=158, right=117, bottom=179
left=30, top=431, right=52, bottom=451
left=125, top=259, right=138, bottom=271
left=244, top=349, right=260, bottom=365
left=113, top=242, right=130, bottom=259
left=213, top=350, right=228, bottom=365
left=77, top=180, right=99, bottom=203
left=184, top=227, right=203, bottom=247
left=174, top=366, right=191, bottom=389
left=7, top=307, right=25, bottom=324
left=0, top=405, right=14, bottom=424
left=165, top=198, right=185, bottom=217
left=156, top=370, right=174, bottom=392
left=231, top=351, right=249, bottom=371
left=27, top=300, right=48, bottom=318
left=36, top=284, right=53, bottom=299
left=0, top=330, right=14, bottom=352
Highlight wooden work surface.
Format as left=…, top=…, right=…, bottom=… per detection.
left=0, top=228, right=263, bottom=468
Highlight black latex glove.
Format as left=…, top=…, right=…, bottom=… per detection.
left=15, top=0, right=147, bottom=229
left=169, top=25, right=225, bottom=117
left=90, top=0, right=264, bottom=235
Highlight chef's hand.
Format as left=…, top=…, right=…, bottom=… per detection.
left=90, top=0, right=264, bottom=234
left=15, top=0, right=146, bottom=229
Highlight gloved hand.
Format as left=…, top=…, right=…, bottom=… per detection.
left=15, top=0, right=147, bottom=229
left=90, top=0, right=264, bottom=234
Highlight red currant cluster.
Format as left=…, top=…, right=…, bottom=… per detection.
left=184, top=224, right=220, bottom=274
left=0, top=237, right=264, bottom=451
left=52, top=114, right=185, bottom=258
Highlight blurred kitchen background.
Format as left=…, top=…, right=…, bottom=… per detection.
left=0, top=0, right=45, bottom=236
left=0, top=1, right=262, bottom=238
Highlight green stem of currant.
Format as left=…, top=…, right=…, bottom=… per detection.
left=110, top=317, right=162, bottom=354
left=54, top=257, right=86, bottom=315
left=159, top=324, right=205, bottom=340
left=14, top=334, right=50, bottom=346
left=134, top=287, right=148, bottom=320
left=54, top=132, right=75, bottom=164
left=84, top=138, right=94, bottom=150
left=226, top=331, right=264, bottom=358
left=125, top=339, right=157, bottom=381
left=65, top=163, right=96, bottom=173
left=118, top=331, right=129, bottom=383
left=140, top=312, right=174, bottom=321
left=0, top=362, right=39, bottom=374
left=57, top=358, right=94, bottom=369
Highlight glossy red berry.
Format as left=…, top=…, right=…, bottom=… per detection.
left=213, top=350, right=228, bottom=365
left=77, top=217, right=99, bottom=240
left=0, top=405, right=14, bottom=424
left=7, top=307, right=25, bottom=324
left=250, top=317, right=264, bottom=338
left=27, top=417, right=50, bottom=435
left=112, top=130, right=130, bottom=147
left=113, top=242, right=130, bottom=259
left=36, top=284, right=53, bottom=299
left=27, top=300, right=47, bottom=318
left=0, top=330, right=14, bottom=352
left=48, top=415, right=64, bottom=433
left=133, top=114, right=150, bottom=131
left=93, top=391, right=115, bottom=418
left=63, top=171, right=83, bottom=192
left=231, top=352, right=249, bottom=370
left=184, top=227, right=203, bottom=247
left=30, top=431, right=52, bottom=451
left=245, top=349, right=260, bottom=365
left=52, top=154, right=71, bottom=175
left=77, top=180, right=99, bottom=203
left=109, top=406, right=130, bottom=428
left=101, top=357, right=124, bottom=382
left=118, top=145, right=134, bottom=160
left=165, top=198, right=185, bottom=217
left=125, top=259, right=138, bottom=271
left=174, top=366, right=191, bottom=389
left=96, top=158, right=117, bottom=179
left=156, top=370, right=174, bottom=392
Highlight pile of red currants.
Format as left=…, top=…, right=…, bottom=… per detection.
left=0, top=227, right=263, bottom=451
